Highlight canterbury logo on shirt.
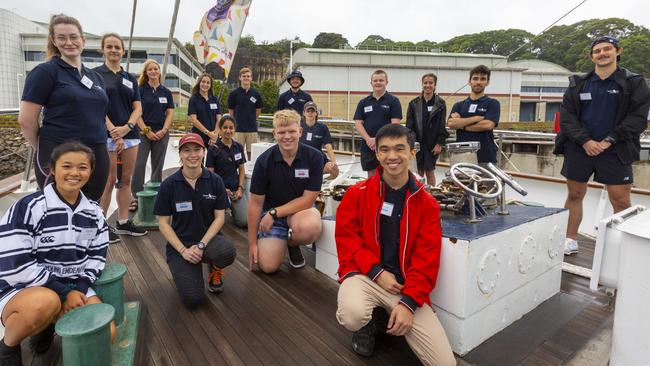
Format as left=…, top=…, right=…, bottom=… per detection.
left=40, top=236, right=55, bottom=243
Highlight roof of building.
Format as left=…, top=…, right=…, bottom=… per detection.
left=506, top=59, right=573, bottom=74
left=299, top=47, right=507, bottom=59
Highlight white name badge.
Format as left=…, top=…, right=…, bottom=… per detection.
left=380, top=202, right=394, bottom=217
left=80, top=75, right=93, bottom=89
left=79, top=228, right=97, bottom=241
left=175, top=201, right=193, bottom=212
left=234, top=152, right=242, bottom=160
left=210, top=103, right=218, bottom=110
left=288, top=97, right=295, bottom=105
left=364, top=106, right=373, bottom=113
left=122, top=78, right=133, bottom=89
left=306, top=132, right=313, bottom=141
left=249, top=96, right=257, bottom=103
left=159, top=97, right=168, bottom=104
left=468, top=104, right=478, bottom=113
left=580, top=93, right=592, bottom=101
left=295, top=169, right=309, bottom=178
left=427, top=106, right=433, bottom=112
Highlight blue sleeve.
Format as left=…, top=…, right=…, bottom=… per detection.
left=165, top=89, right=175, bottom=109
left=353, top=100, right=365, bottom=120
left=187, top=96, right=198, bottom=116
left=21, top=63, right=56, bottom=105
left=305, top=93, right=313, bottom=102
left=306, top=151, right=324, bottom=192
left=322, top=125, right=332, bottom=145
left=227, top=91, right=236, bottom=109
left=484, top=99, right=501, bottom=127
left=450, top=101, right=462, bottom=117
left=249, top=157, right=268, bottom=195
left=131, top=74, right=141, bottom=101
left=255, top=91, right=263, bottom=109
left=212, top=175, right=229, bottom=210
left=277, top=93, right=285, bottom=111
left=153, top=179, right=173, bottom=216
left=206, top=146, right=217, bottom=169
left=390, top=97, right=403, bottom=120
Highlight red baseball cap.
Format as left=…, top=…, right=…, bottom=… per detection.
left=179, top=133, right=205, bottom=148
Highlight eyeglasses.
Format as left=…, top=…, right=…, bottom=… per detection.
left=53, top=34, right=82, bottom=44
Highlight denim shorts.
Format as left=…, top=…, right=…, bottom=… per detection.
left=107, top=138, right=141, bottom=152
left=256, top=211, right=290, bottom=240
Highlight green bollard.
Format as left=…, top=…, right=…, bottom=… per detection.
left=133, top=190, right=158, bottom=228
left=56, top=303, right=114, bottom=366
left=143, top=181, right=161, bottom=193
left=94, top=263, right=127, bottom=325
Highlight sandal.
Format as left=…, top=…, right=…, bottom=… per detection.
left=129, top=199, right=138, bottom=212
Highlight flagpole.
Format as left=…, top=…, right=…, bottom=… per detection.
left=162, top=0, right=181, bottom=84
left=125, top=0, right=137, bottom=72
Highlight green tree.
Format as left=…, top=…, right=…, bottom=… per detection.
left=184, top=42, right=197, bottom=62
left=618, top=32, right=650, bottom=76
left=415, top=40, right=439, bottom=51
left=212, top=80, right=231, bottom=109
left=356, top=35, right=394, bottom=49
left=252, top=80, right=279, bottom=114
left=439, top=29, right=536, bottom=59
left=312, top=32, right=349, bottom=49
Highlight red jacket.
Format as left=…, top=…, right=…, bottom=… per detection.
left=335, top=168, right=442, bottom=310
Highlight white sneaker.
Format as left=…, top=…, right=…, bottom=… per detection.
left=564, top=238, right=579, bottom=255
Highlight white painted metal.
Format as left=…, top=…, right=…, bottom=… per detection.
left=609, top=209, right=650, bottom=366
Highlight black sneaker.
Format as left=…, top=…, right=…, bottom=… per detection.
left=114, top=220, right=148, bottom=237
left=351, top=307, right=387, bottom=357
left=108, top=227, right=121, bottom=244
left=30, top=323, right=55, bottom=353
left=0, top=343, right=21, bottom=366
left=208, top=266, right=224, bottom=294
left=288, top=246, right=305, bottom=269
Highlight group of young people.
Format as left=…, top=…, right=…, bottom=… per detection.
left=1, top=10, right=648, bottom=366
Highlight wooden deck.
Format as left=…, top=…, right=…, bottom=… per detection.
left=21, top=220, right=612, bottom=366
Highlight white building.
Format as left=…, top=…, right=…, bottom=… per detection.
left=0, top=8, right=204, bottom=110
left=284, top=48, right=573, bottom=122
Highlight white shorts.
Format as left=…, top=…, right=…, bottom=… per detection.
left=107, top=138, right=140, bottom=152
left=0, top=286, right=97, bottom=329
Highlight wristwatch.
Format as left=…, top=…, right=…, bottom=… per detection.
left=603, top=136, right=616, bottom=144
left=268, top=208, right=278, bottom=220
left=197, top=241, right=206, bottom=250
left=127, top=122, right=135, bottom=130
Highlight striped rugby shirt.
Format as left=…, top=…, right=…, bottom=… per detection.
left=0, top=184, right=108, bottom=302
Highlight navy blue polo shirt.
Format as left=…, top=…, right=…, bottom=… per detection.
left=580, top=72, right=619, bottom=142
left=206, top=139, right=247, bottom=191
left=94, top=64, right=141, bottom=140
left=154, top=168, right=229, bottom=258
left=353, top=92, right=403, bottom=152
left=139, top=84, right=174, bottom=131
left=379, top=180, right=407, bottom=285
left=277, top=89, right=313, bottom=114
left=451, top=95, right=500, bottom=163
left=250, top=143, right=323, bottom=211
left=300, top=121, right=332, bottom=152
left=227, top=87, right=263, bottom=132
left=188, top=93, right=221, bottom=139
left=22, top=56, right=109, bottom=145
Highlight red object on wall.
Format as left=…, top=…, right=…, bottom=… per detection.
left=554, top=112, right=560, bottom=133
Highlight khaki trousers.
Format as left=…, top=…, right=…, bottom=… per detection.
left=337, top=275, right=456, bottom=366
left=234, top=132, right=259, bottom=155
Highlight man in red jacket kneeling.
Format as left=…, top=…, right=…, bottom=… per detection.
left=335, top=124, right=455, bottom=366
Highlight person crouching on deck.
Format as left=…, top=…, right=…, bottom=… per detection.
left=247, top=109, right=323, bottom=273
left=335, top=124, right=455, bottom=365
left=154, top=133, right=236, bottom=308
left=0, top=142, right=116, bottom=365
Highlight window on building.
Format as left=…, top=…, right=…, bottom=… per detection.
left=81, top=50, right=104, bottom=63
left=180, top=58, right=192, bottom=77
left=24, top=51, right=46, bottom=61
left=148, top=53, right=178, bottom=65
left=164, top=76, right=179, bottom=88
left=521, top=86, right=540, bottom=93
left=541, top=87, right=567, bottom=93
left=180, top=79, right=192, bottom=93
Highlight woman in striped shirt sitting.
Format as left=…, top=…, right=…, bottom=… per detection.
left=0, top=142, right=115, bottom=365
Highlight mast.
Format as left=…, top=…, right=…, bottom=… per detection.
left=125, top=0, right=137, bottom=72
left=161, top=0, right=180, bottom=83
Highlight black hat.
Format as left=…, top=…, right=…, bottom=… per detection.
left=304, top=101, right=317, bottom=111
left=590, top=36, right=621, bottom=61
left=286, top=71, right=305, bottom=85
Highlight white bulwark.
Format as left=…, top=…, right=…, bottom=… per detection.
left=0, top=8, right=204, bottom=110
left=285, top=48, right=573, bottom=122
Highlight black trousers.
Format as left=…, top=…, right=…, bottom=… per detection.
left=167, top=235, right=236, bottom=309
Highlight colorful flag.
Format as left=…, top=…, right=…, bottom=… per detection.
left=193, top=0, right=252, bottom=77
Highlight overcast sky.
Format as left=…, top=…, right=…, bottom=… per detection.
left=3, top=0, right=647, bottom=46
